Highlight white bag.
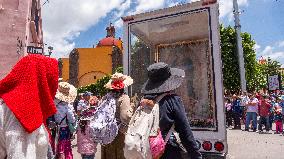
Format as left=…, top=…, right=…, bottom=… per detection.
left=89, top=93, right=119, bottom=145
left=124, top=94, right=168, bottom=159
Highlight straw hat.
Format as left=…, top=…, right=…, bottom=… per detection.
left=105, top=72, right=133, bottom=90
left=55, top=82, right=77, bottom=103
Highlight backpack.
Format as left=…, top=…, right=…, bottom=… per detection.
left=66, top=115, right=78, bottom=134
left=124, top=94, right=171, bottom=159
left=47, top=101, right=65, bottom=134
left=89, top=93, right=119, bottom=145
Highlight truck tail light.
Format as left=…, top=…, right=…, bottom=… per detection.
left=202, top=141, right=212, bottom=151
left=214, top=142, right=224, bottom=152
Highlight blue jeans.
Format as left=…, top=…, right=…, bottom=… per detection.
left=245, top=112, right=257, bottom=130
left=258, top=116, right=270, bottom=131
left=81, top=154, right=95, bottom=159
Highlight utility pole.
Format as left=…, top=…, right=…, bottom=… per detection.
left=233, top=0, right=247, bottom=92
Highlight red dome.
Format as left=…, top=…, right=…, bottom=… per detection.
left=98, top=37, right=121, bottom=48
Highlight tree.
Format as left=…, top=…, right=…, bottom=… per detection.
left=256, top=57, right=281, bottom=90
left=220, top=25, right=258, bottom=93
left=220, top=25, right=282, bottom=93
left=77, top=75, right=111, bottom=96
left=77, top=67, right=123, bottom=96
left=263, top=57, right=281, bottom=76
left=241, top=32, right=259, bottom=92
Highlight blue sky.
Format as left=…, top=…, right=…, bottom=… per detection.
left=42, top=0, right=284, bottom=65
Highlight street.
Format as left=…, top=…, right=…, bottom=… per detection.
left=72, top=126, right=284, bottom=159
left=227, top=127, right=284, bottom=159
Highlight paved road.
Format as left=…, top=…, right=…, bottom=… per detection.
left=227, top=126, right=284, bottom=159
left=72, top=141, right=101, bottom=159
left=72, top=126, right=284, bottom=159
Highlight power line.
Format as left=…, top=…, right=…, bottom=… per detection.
left=42, top=0, right=50, bottom=6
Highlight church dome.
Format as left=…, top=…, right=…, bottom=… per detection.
left=98, top=37, right=121, bottom=47
left=96, top=23, right=123, bottom=50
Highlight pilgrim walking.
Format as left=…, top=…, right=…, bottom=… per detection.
left=0, top=55, right=59, bottom=159
left=124, top=62, right=202, bottom=159
left=54, top=82, right=77, bottom=159
left=101, top=73, right=134, bottom=159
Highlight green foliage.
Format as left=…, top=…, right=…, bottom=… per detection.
left=263, top=57, right=281, bottom=76
left=254, top=63, right=267, bottom=90
left=220, top=25, right=282, bottom=93
left=115, top=66, right=123, bottom=73
left=77, top=75, right=111, bottom=96
left=241, top=31, right=258, bottom=92
left=77, top=67, right=125, bottom=96
left=256, top=58, right=281, bottom=90
left=220, top=25, right=240, bottom=92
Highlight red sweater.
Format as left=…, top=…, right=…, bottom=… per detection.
left=258, top=100, right=271, bottom=117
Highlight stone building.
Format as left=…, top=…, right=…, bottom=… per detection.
left=59, top=24, right=123, bottom=87
left=0, top=0, right=43, bottom=79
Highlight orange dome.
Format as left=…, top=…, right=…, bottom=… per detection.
left=97, top=37, right=122, bottom=50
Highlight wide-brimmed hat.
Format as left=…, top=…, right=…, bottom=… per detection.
left=55, top=82, right=77, bottom=103
left=141, top=62, right=185, bottom=94
left=105, top=72, right=133, bottom=90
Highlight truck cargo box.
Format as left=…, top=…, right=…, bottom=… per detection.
left=122, top=0, right=227, bottom=157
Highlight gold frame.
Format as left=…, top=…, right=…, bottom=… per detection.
left=155, top=39, right=216, bottom=129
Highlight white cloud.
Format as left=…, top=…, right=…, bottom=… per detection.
left=114, top=0, right=166, bottom=28
left=253, top=43, right=261, bottom=52
left=134, top=0, right=166, bottom=13
left=42, top=0, right=251, bottom=58
left=114, top=19, right=124, bottom=28
left=42, top=0, right=127, bottom=58
left=113, top=0, right=131, bottom=20
left=256, top=45, right=284, bottom=64
left=113, top=0, right=131, bottom=28
left=264, top=52, right=284, bottom=60
left=190, top=0, right=200, bottom=2
left=277, top=41, right=284, bottom=48
left=219, top=0, right=248, bottom=21
left=168, top=2, right=179, bottom=7
left=261, top=46, right=273, bottom=56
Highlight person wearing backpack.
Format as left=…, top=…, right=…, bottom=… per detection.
left=54, top=82, right=77, bottom=159
left=100, top=73, right=134, bottom=159
left=124, top=62, right=202, bottom=159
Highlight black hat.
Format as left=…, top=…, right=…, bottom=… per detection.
left=141, top=62, right=185, bottom=94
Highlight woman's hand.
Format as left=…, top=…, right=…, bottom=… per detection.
left=140, top=99, right=155, bottom=107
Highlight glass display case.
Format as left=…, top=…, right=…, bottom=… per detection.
left=127, top=8, right=217, bottom=130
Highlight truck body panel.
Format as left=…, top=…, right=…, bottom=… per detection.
left=122, top=1, right=227, bottom=156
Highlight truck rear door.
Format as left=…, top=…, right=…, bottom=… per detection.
left=122, top=1, right=227, bottom=157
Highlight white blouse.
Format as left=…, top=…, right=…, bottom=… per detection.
left=0, top=99, right=48, bottom=159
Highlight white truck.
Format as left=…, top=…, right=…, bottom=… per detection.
left=122, top=0, right=227, bottom=158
